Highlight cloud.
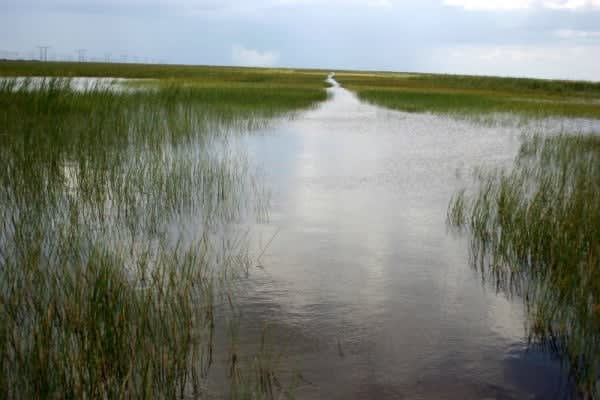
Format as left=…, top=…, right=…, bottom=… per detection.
left=231, top=45, right=279, bottom=67
left=7, top=0, right=393, bottom=15
left=443, top=0, right=600, bottom=10
left=429, top=44, right=600, bottom=80
left=272, top=0, right=393, bottom=7
left=556, top=28, right=600, bottom=39
left=3, top=0, right=600, bottom=80
left=443, top=0, right=533, bottom=10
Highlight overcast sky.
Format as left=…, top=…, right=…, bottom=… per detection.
left=1, top=0, right=599, bottom=80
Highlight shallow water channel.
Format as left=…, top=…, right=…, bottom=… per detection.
left=227, top=80, right=600, bottom=399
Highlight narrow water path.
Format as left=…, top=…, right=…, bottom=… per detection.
left=234, top=79, right=599, bottom=399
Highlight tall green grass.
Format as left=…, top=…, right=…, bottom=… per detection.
left=0, top=61, right=329, bottom=90
left=336, top=71, right=600, bottom=119
left=448, top=134, right=600, bottom=397
left=0, top=73, right=326, bottom=399
left=336, top=71, right=600, bottom=97
left=351, top=88, right=600, bottom=119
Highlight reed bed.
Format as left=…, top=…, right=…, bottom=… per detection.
left=336, top=71, right=600, bottom=119
left=0, top=71, right=326, bottom=399
left=448, top=134, right=600, bottom=397
left=0, top=61, right=329, bottom=90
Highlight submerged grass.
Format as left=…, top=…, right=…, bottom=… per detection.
left=336, top=71, right=600, bottom=119
left=448, top=134, right=600, bottom=397
left=0, top=66, right=327, bottom=399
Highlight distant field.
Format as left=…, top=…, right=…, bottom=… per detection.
left=0, top=61, right=330, bottom=124
left=6, top=61, right=600, bottom=120
left=0, top=60, right=329, bottom=89
left=336, top=71, right=600, bottom=119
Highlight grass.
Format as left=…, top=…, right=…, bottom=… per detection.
left=335, top=71, right=600, bottom=119
left=448, top=134, right=600, bottom=397
left=0, top=60, right=329, bottom=89
left=0, top=64, right=327, bottom=399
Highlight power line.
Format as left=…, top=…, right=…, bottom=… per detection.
left=37, top=46, right=50, bottom=62
left=7, top=47, right=166, bottom=65
left=76, top=49, right=87, bottom=63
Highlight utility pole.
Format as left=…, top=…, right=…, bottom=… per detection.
left=104, top=53, right=111, bottom=63
left=37, top=46, right=50, bottom=62
left=76, top=49, right=87, bottom=63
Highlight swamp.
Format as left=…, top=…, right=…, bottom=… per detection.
left=0, top=61, right=599, bottom=399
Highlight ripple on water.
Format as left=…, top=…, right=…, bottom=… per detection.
left=233, top=82, right=598, bottom=398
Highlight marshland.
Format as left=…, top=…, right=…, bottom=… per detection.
left=1, top=61, right=599, bottom=399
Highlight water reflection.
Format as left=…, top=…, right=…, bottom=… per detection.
left=0, top=76, right=151, bottom=92
left=233, top=82, right=600, bottom=398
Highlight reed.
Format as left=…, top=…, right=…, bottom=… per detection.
left=0, top=70, right=326, bottom=399
left=336, top=71, right=600, bottom=119
left=0, top=60, right=329, bottom=90
left=448, top=134, right=600, bottom=396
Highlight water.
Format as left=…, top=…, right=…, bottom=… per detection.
left=0, top=76, right=149, bottom=91
left=221, top=81, right=600, bottom=399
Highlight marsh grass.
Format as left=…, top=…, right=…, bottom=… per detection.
left=0, top=61, right=329, bottom=90
left=336, top=72, right=600, bottom=119
left=0, top=71, right=326, bottom=399
left=448, top=134, right=600, bottom=396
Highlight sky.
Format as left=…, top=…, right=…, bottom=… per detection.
left=1, top=0, right=600, bottom=80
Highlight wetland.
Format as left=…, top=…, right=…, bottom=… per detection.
left=1, top=62, right=599, bottom=399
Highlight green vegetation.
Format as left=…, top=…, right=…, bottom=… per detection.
left=336, top=71, right=600, bottom=119
left=0, top=64, right=327, bottom=399
left=448, top=134, right=600, bottom=396
left=0, top=60, right=329, bottom=89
